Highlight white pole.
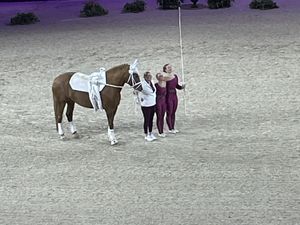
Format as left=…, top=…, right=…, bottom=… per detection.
left=178, top=6, right=184, bottom=83
left=178, top=5, right=187, bottom=115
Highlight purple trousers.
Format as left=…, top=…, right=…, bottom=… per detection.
left=156, top=97, right=166, bottom=134
left=166, top=93, right=178, bottom=130
left=141, top=105, right=155, bottom=134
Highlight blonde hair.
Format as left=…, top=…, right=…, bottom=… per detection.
left=156, top=72, right=163, bottom=80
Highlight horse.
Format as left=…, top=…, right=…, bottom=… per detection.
left=52, top=61, right=143, bottom=145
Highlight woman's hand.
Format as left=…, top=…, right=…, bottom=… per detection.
left=181, top=83, right=186, bottom=89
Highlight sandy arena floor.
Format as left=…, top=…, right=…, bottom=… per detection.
left=0, top=0, right=299, bottom=224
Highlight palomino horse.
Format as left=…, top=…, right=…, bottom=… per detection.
left=52, top=61, right=142, bottom=145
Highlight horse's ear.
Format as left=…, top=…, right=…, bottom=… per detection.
left=129, top=59, right=139, bottom=74
left=130, top=59, right=138, bottom=69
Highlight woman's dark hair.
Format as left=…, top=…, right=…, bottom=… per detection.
left=144, top=71, right=151, bottom=78
left=163, top=64, right=169, bottom=73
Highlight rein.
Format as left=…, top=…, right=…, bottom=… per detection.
left=105, top=83, right=123, bottom=89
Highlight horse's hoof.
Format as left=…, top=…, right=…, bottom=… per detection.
left=111, top=140, right=118, bottom=145
left=60, top=135, right=66, bottom=140
left=72, top=132, right=80, bottom=139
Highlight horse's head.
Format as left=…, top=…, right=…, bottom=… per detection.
left=126, top=60, right=143, bottom=92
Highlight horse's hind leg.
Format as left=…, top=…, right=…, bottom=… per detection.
left=66, top=101, right=79, bottom=138
left=53, top=97, right=66, bottom=139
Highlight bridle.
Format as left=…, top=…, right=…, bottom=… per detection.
left=127, top=72, right=142, bottom=90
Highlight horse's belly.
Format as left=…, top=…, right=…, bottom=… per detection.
left=70, top=90, right=94, bottom=108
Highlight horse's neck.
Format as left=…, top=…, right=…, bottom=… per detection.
left=106, top=65, right=128, bottom=86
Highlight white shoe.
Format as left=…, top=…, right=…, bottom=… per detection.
left=158, top=133, right=166, bottom=137
left=174, top=129, right=179, bottom=133
left=145, top=135, right=154, bottom=142
left=168, top=129, right=176, bottom=134
left=149, top=133, right=157, bottom=140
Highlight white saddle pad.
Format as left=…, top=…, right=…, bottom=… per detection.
left=70, top=71, right=106, bottom=92
left=69, top=72, right=89, bottom=92
left=69, top=69, right=106, bottom=111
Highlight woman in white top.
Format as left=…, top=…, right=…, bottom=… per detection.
left=139, top=71, right=157, bottom=141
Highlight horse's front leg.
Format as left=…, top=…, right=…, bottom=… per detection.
left=66, top=101, right=79, bottom=139
left=106, top=108, right=118, bottom=145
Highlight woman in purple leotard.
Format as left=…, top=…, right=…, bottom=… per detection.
left=163, top=64, right=185, bottom=134
left=155, top=72, right=167, bottom=137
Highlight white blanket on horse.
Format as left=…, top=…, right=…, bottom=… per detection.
left=69, top=68, right=106, bottom=111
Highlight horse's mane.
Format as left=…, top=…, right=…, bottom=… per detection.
left=107, top=64, right=129, bottom=75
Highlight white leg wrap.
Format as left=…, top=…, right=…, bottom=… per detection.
left=107, top=128, right=118, bottom=145
left=58, top=123, right=64, bottom=136
left=107, top=128, right=114, bottom=140
left=69, top=121, right=77, bottom=134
